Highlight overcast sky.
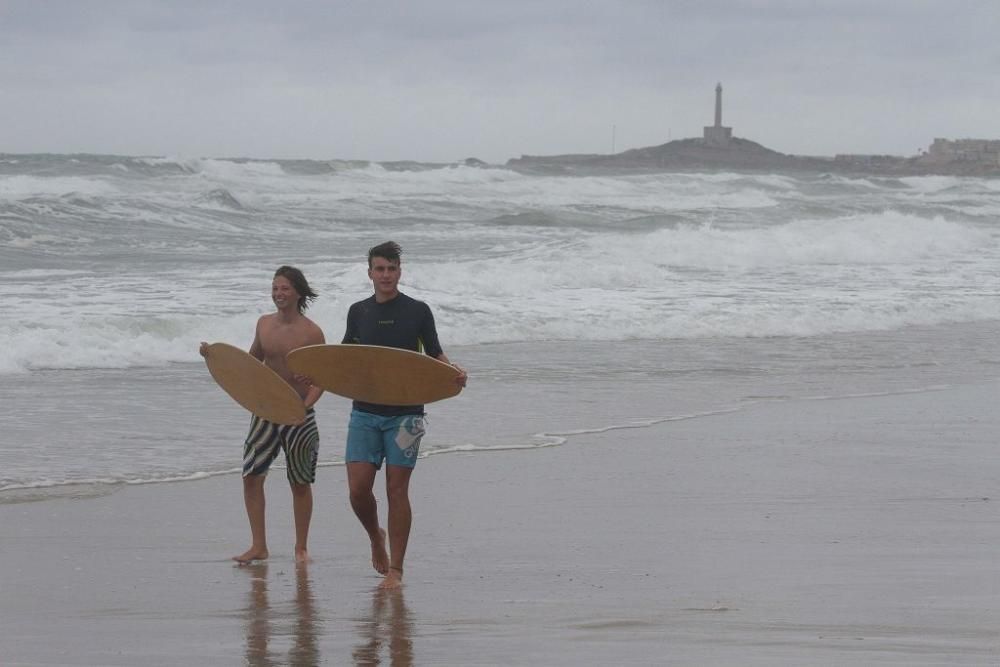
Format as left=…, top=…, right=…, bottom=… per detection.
left=3, top=1, right=999, bottom=163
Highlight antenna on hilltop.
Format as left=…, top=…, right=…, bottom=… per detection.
left=611, top=124, right=616, bottom=154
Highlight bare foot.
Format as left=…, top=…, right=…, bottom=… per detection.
left=370, top=528, right=389, bottom=574
left=295, top=548, right=310, bottom=564
left=232, top=547, right=269, bottom=565
left=379, top=566, right=403, bottom=590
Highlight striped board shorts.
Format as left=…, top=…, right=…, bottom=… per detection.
left=242, top=409, right=319, bottom=485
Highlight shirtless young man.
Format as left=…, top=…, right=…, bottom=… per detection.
left=341, top=241, right=467, bottom=589
left=201, top=266, right=325, bottom=564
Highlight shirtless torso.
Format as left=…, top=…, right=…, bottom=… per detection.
left=251, top=311, right=324, bottom=405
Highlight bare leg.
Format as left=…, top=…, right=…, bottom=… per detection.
left=347, top=462, right=389, bottom=574
left=380, top=465, right=413, bottom=589
left=290, top=482, right=313, bottom=563
left=234, top=474, right=269, bottom=563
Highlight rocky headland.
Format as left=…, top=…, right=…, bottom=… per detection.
left=504, top=136, right=1000, bottom=177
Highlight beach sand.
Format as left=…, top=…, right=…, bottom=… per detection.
left=2, top=380, right=998, bottom=665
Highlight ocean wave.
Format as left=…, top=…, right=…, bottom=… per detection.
left=2, top=158, right=998, bottom=374
left=0, top=174, right=119, bottom=199
left=3, top=291, right=998, bottom=375
left=0, top=469, right=238, bottom=503
left=194, top=188, right=245, bottom=210
left=898, top=175, right=967, bottom=192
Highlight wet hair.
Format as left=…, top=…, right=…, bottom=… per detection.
left=273, top=265, right=317, bottom=314
left=368, top=241, right=402, bottom=268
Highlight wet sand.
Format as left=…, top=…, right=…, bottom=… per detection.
left=2, top=381, right=998, bottom=665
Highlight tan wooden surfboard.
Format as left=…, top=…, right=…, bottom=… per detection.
left=287, top=344, right=462, bottom=406
left=203, top=342, right=306, bottom=425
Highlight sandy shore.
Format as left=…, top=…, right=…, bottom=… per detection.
left=2, top=381, right=998, bottom=665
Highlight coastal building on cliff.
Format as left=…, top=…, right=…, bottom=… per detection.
left=923, top=138, right=1000, bottom=166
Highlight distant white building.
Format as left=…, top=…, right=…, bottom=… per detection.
left=925, top=138, right=1000, bottom=166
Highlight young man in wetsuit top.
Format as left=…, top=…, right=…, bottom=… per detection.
left=341, top=241, right=467, bottom=589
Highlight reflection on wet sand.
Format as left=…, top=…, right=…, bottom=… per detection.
left=353, top=586, right=414, bottom=666
left=241, top=563, right=274, bottom=666
left=239, top=562, right=321, bottom=667
left=288, top=563, right=319, bottom=666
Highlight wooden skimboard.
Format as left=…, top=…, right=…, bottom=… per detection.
left=203, top=342, right=306, bottom=425
left=287, top=344, right=461, bottom=406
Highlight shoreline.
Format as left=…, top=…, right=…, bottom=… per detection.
left=6, top=320, right=1000, bottom=499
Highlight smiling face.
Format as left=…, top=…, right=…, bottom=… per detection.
left=271, top=275, right=301, bottom=312
left=368, top=256, right=401, bottom=302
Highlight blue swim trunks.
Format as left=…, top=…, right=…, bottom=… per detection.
left=345, top=410, right=426, bottom=469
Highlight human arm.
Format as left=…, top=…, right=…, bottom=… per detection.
left=418, top=303, right=466, bottom=386
left=300, top=323, right=326, bottom=409
left=436, top=352, right=468, bottom=388
left=341, top=302, right=360, bottom=344
left=248, top=318, right=265, bottom=361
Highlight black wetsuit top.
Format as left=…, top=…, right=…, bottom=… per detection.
left=341, top=292, right=443, bottom=416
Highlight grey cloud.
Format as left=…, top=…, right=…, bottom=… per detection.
left=2, top=0, right=1000, bottom=161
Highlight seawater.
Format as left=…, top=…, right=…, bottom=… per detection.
left=2, top=154, right=999, bottom=497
